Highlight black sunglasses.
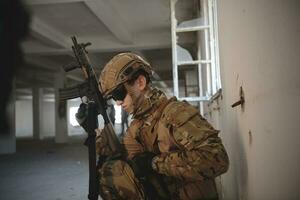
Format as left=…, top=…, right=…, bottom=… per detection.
left=110, top=84, right=127, bottom=101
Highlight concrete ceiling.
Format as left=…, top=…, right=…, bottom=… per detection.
left=19, top=0, right=196, bottom=97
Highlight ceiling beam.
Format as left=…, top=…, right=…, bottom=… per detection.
left=18, top=68, right=54, bottom=81
left=16, top=72, right=53, bottom=87
left=30, top=17, right=71, bottom=49
left=18, top=66, right=54, bottom=77
left=16, top=88, right=32, bottom=95
left=24, top=31, right=174, bottom=55
left=84, top=0, right=133, bottom=44
left=25, top=56, right=83, bottom=82
left=25, top=0, right=83, bottom=5
left=25, top=56, right=60, bottom=71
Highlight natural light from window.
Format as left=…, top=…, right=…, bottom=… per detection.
left=69, top=105, right=122, bottom=126
left=70, top=106, right=79, bottom=126
left=114, top=104, right=122, bottom=124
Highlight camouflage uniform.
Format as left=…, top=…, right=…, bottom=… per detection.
left=97, top=53, right=229, bottom=200
left=98, top=88, right=229, bottom=200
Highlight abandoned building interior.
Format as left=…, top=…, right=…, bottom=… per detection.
left=0, top=0, right=299, bottom=199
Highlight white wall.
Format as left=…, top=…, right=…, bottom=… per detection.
left=16, top=99, right=55, bottom=138
left=42, top=101, right=55, bottom=138
left=16, top=100, right=33, bottom=137
left=206, top=1, right=300, bottom=199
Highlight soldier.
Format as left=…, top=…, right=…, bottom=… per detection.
left=97, top=52, right=229, bottom=200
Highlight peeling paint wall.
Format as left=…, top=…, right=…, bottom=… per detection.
left=206, top=0, right=300, bottom=199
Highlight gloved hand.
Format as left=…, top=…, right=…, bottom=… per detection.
left=76, top=102, right=98, bottom=133
left=131, top=152, right=156, bottom=178
left=131, top=152, right=171, bottom=199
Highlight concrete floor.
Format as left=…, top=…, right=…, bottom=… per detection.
left=0, top=136, right=94, bottom=200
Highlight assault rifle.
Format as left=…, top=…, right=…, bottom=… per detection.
left=58, top=36, right=123, bottom=200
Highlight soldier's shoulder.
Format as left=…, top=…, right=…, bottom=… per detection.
left=160, top=99, right=199, bottom=128
left=126, top=119, right=143, bottom=138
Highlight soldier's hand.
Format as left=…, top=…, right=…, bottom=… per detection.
left=75, top=102, right=98, bottom=133
left=131, top=152, right=156, bottom=178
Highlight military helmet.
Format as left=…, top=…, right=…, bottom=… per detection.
left=99, top=52, right=152, bottom=98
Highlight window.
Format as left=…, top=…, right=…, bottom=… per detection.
left=171, top=0, right=221, bottom=103
left=114, top=104, right=122, bottom=124
left=69, top=106, right=79, bottom=126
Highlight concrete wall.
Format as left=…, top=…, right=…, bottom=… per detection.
left=205, top=1, right=300, bottom=199
left=16, top=99, right=55, bottom=138
left=42, top=101, right=55, bottom=138
left=16, top=100, right=33, bottom=137
left=15, top=97, right=100, bottom=138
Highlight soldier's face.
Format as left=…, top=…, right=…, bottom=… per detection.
left=115, top=75, right=146, bottom=114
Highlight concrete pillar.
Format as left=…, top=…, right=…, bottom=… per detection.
left=0, top=80, right=16, bottom=154
left=32, top=87, right=43, bottom=140
left=54, top=72, right=68, bottom=143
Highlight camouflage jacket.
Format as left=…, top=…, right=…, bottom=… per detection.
left=122, top=88, right=229, bottom=199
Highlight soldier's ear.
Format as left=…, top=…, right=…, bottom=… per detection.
left=136, top=75, right=146, bottom=91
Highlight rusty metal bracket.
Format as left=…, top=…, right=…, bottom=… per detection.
left=231, top=86, right=245, bottom=108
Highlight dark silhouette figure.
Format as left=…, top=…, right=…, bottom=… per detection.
left=0, top=0, right=30, bottom=133
left=121, top=108, right=129, bottom=136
